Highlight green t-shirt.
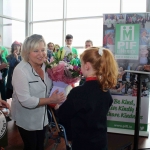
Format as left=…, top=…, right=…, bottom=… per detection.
left=70, top=58, right=81, bottom=66
left=0, top=46, right=8, bottom=63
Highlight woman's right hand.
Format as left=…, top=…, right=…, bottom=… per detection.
left=0, top=100, right=10, bottom=110
left=49, top=89, right=66, bottom=104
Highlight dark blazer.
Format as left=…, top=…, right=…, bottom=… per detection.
left=58, top=80, right=113, bottom=150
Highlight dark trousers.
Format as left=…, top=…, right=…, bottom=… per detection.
left=17, top=126, right=46, bottom=150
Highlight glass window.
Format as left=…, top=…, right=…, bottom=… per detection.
left=33, top=0, right=63, bottom=21
left=33, top=21, right=63, bottom=46
left=11, top=21, right=25, bottom=43
left=77, top=48, right=85, bottom=57
left=122, top=0, right=146, bottom=13
left=67, top=0, right=120, bottom=18
left=0, top=0, right=2, bottom=15
left=3, top=0, right=25, bottom=20
left=1, top=18, right=25, bottom=48
left=66, top=18, right=103, bottom=47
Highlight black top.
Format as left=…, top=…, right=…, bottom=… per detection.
left=6, top=55, right=21, bottom=90
left=58, top=80, right=113, bottom=150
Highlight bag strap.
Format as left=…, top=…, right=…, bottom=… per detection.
left=50, top=108, right=60, bottom=132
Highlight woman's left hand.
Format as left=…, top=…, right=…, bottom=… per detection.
left=50, top=89, right=66, bottom=104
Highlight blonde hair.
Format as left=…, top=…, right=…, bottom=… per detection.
left=21, top=34, right=46, bottom=61
left=54, top=44, right=60, bottom=52
left=80, top=47, right=118, bottom=91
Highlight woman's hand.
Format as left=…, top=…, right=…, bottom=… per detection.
left=50, top=89, right=66, bottom=104
left=38, top=90, right=66, bottom=106
left=0, top=100, right=10, bottom=110
left=0, top=100, right=10, bottom=116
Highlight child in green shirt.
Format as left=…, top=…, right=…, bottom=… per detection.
left=0, top=35, right=8, bottom=63
left=59, top=34, right=80, bottom=66
left=0, top=46, right=8, bottom=63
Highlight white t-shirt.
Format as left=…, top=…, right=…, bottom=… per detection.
left=105, top=19, right=112, bottom=28
left=63, top=46, right=72, bottom=56
left=111, top=19, right=117, bottom=27
left=118, top=19, right=125, bottom=24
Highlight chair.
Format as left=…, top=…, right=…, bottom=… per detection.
left=44, top=107, right=72, bottom=150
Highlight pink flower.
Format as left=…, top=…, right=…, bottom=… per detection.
left=69, top=65, right=73, bottom=70
left=47, top=63, right=65, bottom=81
left=62, top=76, right=80, bottom=84
left=73, top=66, right=78, bottom=71
left=46, top=53, right=81, bottom=84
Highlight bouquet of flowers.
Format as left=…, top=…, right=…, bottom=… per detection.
left=46, top=50, right=81, bottom=84
left=46, top=50, right=81, bottom=108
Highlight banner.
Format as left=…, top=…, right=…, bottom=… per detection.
left=103, top=13, right=150, bottom=136
left=115, top=24, right=140, bottom=60
left=107, top=96, right=149, bottom=131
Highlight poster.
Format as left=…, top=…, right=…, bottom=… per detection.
left=107, top=96, right=149, bottom=131
left=103, top=13, right=150, bottom=135
left=115, top=24, right=140, bottom=60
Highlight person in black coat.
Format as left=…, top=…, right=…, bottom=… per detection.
left=6, top=41, right=22, bottom=99
left=56, top=47, right=118, bottom=150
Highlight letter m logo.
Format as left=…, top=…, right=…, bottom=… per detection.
left=120, top=25, right=134, bottom=41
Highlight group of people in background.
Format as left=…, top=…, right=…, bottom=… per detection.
left=104, top=13, right=150, bottom=29
left=0, top=34, right=93, bottom=104
left=46, top=34, right=93, bottom=66
left=47, top=42, right=60, bottom=62
left=0, top=35, right=22, bottom=102
left=0, top=34, right=94, bottom=102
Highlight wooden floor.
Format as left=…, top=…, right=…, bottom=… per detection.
left=3, top=120, right=150, bottom=150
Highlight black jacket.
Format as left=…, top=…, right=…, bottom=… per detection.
left=58, top=80, right=113, bottom=150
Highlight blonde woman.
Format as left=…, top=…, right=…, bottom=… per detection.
left=11, top=34, right=65, bottom=150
